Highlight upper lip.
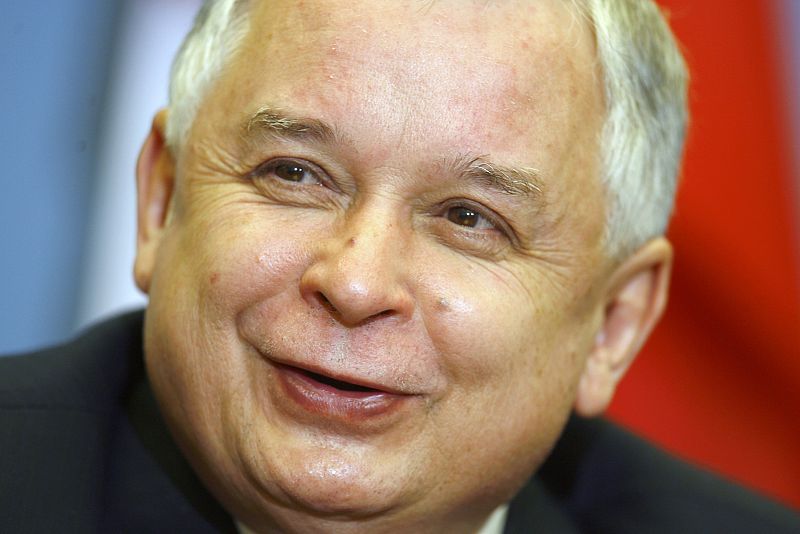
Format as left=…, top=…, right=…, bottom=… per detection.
left=268, top=357, right=414, bottom=396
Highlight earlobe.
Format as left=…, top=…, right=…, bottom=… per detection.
left=574, top=238, right=673, bottom=417
left=134, top=109, right=175, bottom=294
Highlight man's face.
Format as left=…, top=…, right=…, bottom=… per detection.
left=139, top=0, right=607, bottom=530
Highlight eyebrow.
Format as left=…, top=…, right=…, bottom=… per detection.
left=242, top=107, right=544, bottom=199
left=243, top=106, right=342, bottom=146
left=447, top=155, right=544, bottom=199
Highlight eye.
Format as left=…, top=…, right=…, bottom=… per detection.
left=248, top=158, right=325, bottom=186
left=445, top=205, right=495, bottom=230
left=276, top=163, right=314, bottom=183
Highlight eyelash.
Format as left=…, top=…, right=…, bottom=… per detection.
left=439, top=200, right=500, bottom=231
left=247, top=157, right=331, bottom=188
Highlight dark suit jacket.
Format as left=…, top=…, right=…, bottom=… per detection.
left=1, top=311, right=798, bottom=533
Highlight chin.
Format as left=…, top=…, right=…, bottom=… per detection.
left=238, top=435, right=414, bottom=519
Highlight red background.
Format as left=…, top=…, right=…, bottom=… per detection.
left=608, top=0, right=800, bottom=509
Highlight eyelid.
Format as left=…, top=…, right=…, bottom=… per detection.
left=247, top=157, right=339, bottom=191
left=440, top=199, right=517, bottom=241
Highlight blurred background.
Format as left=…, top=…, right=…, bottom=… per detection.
left=1, top=0, right=798, bottom=510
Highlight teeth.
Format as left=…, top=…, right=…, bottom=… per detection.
left=303, top=369, right=378, bottom=393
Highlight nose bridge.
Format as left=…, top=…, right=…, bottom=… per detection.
left=300, top=199, right=413, bottom=325
left=334, top=209, right=400, bottom=287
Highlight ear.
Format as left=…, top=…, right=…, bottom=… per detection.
left=574, top=237, right=673, bottom=417
left=134, top=109, right=175, bottom=294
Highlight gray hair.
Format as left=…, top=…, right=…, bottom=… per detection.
left=165, top=0, right=249, bottom=153
left=165, top=0, right=688, bottom=258
left=575, top=0, right=689, bottom=257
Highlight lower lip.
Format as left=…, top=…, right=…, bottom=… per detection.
left=273, top=363, right=409, bottom=421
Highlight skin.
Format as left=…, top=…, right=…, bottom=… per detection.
left=135, top=0, right=672, bottom=532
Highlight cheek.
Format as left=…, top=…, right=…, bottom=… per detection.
left=145, top=206, right=324, bottom=456
left=418, top=259, right=589, bottom=435
left=145, top=207, right=321, bottom=406
left=420, top=262, right=565, bottom=387
left=417, top=270, right=583, bottom=505
left=172, top=207, right=318, bottom=314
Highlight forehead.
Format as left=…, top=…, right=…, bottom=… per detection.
left=207, top=0, right=601, bottom=170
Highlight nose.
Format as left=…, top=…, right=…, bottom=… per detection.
left=299, top=214, right=415, bottom=326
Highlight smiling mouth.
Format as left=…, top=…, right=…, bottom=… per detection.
left=297, top=368, right=380, bottom=393
left=270, top=362, right=411, bottom=422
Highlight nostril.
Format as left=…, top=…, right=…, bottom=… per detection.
left=313, top=290, right=395, bottom=325
left=317, top=292, right=337, bottom=314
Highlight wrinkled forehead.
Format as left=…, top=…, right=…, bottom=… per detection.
left=214, top=0, right=601, bottom=166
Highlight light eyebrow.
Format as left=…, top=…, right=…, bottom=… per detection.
left=456, top=155, right=544, bottom=198
left=242, top=106, right=340, bottom=146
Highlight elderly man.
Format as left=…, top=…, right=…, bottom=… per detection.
left=2, top=0, right=799, bottom=532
